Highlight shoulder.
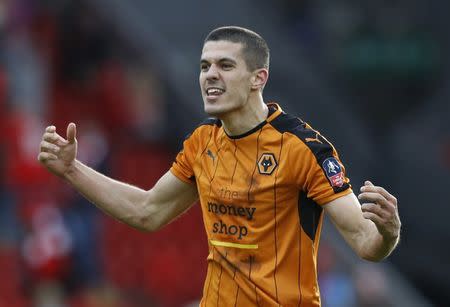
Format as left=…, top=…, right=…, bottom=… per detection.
left=182, top=117, right=221, bottom=145
left=197, top=117, right=222, bottom=128
left=269, top=112, right=327, bottom=144
left=269, top=111, right=338, bottom=159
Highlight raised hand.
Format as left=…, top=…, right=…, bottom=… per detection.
left=358, top=181, right=401, bottom=240
left=37, top=123, right=78, bottom=177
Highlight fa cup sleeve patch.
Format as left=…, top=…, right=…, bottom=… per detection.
left=322, top=157, right=344, bottom=188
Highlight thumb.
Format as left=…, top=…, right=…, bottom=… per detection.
left=67, top=122, right=77, bottom=144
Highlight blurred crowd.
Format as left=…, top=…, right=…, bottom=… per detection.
left=281, top=1, right=447, bottom=306
left=0, top=1, right=206, bottom=306
left=0, top=0, right=445, bottom=306
left=282, top=0, right=442, bottom=131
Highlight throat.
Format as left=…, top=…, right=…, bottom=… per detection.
left=221, top=103, right=269, bottom=137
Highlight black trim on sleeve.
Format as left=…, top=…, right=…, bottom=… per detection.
left=270, top=112, right=350, bottom=193
left=298, top=191, right=323, bottom=242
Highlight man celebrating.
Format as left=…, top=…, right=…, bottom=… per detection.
left=38, top=26, right=401, bottom=306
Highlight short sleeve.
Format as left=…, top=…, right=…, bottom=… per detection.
left=291, top=132, right=352, bottom=205
left=170, top=131, right=199, bottom=184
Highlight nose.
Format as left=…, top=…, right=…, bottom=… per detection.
left=205, top=64, right=219, bottom=80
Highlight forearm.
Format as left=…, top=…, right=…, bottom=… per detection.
left=357, top=220, right=400, bottom=262
left=64, top=160, right=152, bottom=230
left=325, top=192, right=400, bottom=262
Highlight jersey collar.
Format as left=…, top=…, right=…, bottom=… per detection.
left=225, top=102, right=283, bottom=139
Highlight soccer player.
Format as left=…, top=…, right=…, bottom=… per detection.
left=38, top=26, right=401, bottom=306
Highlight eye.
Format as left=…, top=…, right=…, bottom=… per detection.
left=221, top=63, right=233, bottom=70
left=200, top=63, right=209, bottom=72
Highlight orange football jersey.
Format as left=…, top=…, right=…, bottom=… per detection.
left=170, top=103, right=352, bottom=306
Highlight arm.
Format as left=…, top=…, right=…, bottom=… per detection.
left=323, top=181, right=401, bottom=262
left=66, top=162, right=198, bottom=231
left=38, top=123, right=198, bottom=232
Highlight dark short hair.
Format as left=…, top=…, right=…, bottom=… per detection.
left=204, top=26, right=270, bottom=71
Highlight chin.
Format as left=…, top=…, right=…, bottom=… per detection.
left=204, top=105, right=237, bottom=119
left=204, top=105, right=224, bottom=117
left=203, top=100, right=225, bottom=117
left=204, top=100, right=240, bottom=118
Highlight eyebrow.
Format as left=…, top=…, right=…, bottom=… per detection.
left=200, top=57, right=237, bottom=65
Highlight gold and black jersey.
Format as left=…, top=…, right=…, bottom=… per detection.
left=170, top=103, right=352, bottom=307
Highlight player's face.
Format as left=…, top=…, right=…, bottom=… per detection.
left=199, top=41, right=253, bottom=117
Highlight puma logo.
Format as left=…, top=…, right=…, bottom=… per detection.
left=305, top=133, right=323, bottom=144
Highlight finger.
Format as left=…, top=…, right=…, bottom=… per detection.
left=373, top=186, right=397, bottom=204
left=67, top=123, right=77, bottom=144
left=45, top=125, right=56, bottom=133
left=40, top=140, right=60, bottom=154
left=359, top=192, right=395, bottom=212
left=43, top=132, right=68, bottom=146
left=43, top=132, right=59, bottom=143
left=365, top=180, right=374, bottom=186
left=361, top=203, right=387, bottom=218
left=362, top=211, right=383, bottom=225
left=360, top=181, right=374, bottom=193
left=37, top=151, right=58, bottom=162
left=358, top=192, right=386, bottom=204
left=361, top=184, right=397, bottom=205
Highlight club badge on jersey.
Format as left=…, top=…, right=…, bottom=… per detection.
left=257, top=153, right=278, bottom=175
left=322, top=157, right=344, bottom=188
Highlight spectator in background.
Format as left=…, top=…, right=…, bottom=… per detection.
left=21, top=203, right=73, bottom=307
left=0, top=0, right=173, bottom=305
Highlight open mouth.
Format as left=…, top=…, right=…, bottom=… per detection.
left=206, top=87, right=225, bottom=98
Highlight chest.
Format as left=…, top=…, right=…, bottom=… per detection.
left=193, top=135, right=295, bottom=207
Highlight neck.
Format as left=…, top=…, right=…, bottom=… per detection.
left=220, top=95, right=269, bottom=136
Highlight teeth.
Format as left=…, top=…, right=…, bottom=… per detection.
left=207, top=88, right=224, bottom=95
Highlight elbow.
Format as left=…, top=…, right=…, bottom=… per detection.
left=136, top=216, right=162, bottom=233
left=357, top=248, right=389, bottom=262
left=120, top=210, right=161, bottom=232
left=133, top=198, right=163, bottom=232
left=119, top=217, right=157, bottom=233
left=135, top=208, right=168, bottom=232
left=359, top=253, right=385, bottom=262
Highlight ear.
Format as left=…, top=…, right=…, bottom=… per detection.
left=250, top=68, right=269, bottom=91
